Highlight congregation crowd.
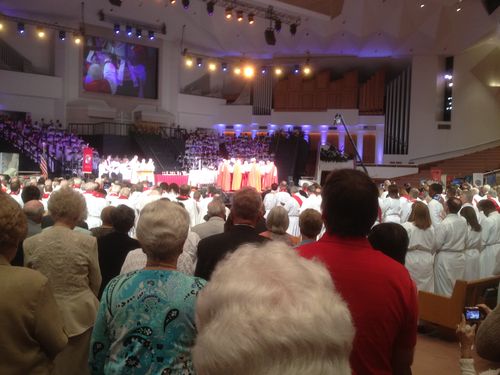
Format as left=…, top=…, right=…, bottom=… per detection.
left=0, top=118, right=93, bottom=172
left=0, top=169, right=499, bottom=375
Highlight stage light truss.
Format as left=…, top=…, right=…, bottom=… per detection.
left=98, top=10, right=167, bottom=35
left=206, top=1, right=301, bottom=26
left=0, top=12, right=81, bottom=35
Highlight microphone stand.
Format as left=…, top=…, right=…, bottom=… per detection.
left=334, top=113, right=369, bottom=175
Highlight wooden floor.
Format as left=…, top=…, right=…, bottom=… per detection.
left=412, top=334, right=499, bottom=374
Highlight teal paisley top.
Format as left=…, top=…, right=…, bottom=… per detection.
left=89, top=270, right=206, bottom=375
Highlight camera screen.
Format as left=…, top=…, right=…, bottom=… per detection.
left=465, top=309, right=480, bottom=320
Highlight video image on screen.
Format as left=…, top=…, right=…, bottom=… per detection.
left=83, top=36, right=158, bottom=99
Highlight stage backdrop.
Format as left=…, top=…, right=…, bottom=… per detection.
left=83, top=36, right=158, bottom=99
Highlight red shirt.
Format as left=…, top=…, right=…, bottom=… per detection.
left=298, top=234, right=418, bottom=375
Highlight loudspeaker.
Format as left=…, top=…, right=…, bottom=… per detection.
left=482, top=0, right=499, bottom=15
left=265, top=28, right=276, bottom=46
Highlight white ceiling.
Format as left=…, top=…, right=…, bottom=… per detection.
left=0, top=0, right=498, bottom=58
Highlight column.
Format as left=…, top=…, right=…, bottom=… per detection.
left=356, top=132, right=364, bottom=161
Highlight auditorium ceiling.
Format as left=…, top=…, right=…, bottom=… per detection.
left=0, top=0, right=498, bottom=58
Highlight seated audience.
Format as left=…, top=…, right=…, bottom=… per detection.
left=192, top=241, right=354, bottom=375
left=260, top=206, right=299, bottom=246
left=23, top=188, right=101, bottom=375
left=298, top=169, right=418, bottom=375
left=195, top=187, right=268, bottom=280
left=21, top=184, right=42, bottom=204
left=90, top=206, right=115, bottom=238
left=402, top=201, right=436, bottom=292
left=0, top=192, right=67, bottom=374
left=97, top=205, right=140, bottom=298
left=89, top=200, right=205, bottom=374
left=368, top=222, right=409, bottom=265
left=191, top=198, right=226, bottom=240
left=296, top=208, right=324, bottom=247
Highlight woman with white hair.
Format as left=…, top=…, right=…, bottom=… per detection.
left=192, top=241, right=354, bottom=375
left=89, top=200, right=206, bottom=374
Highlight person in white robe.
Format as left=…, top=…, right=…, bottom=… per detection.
left=460, top=190, right=482, bottom=223
left=434, top=197, right=468, bottom=297
left=428, top=183, right=445, bottom=228
left=176, top=184, right=199, bottom=228
left=402, top=201, right=436, bottom=292
left=381, top=185, right=402, bottom=224
left=283, top=187, right=302, bottom=237
left=276, top=181, right=291, bottom=207
left=300, top=185, right=322, bottom=214
left=83, top=182, right=109, bottom=229
left=263, top=184, right=279, bottom=218
left=477, top=199, right=500, bottom=278
left=460, top=206, right=483, bottom=281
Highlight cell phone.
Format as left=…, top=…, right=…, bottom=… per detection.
left=464, top=307, right=484, bottom=322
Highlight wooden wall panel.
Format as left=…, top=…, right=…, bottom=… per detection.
left=344, top=134, right=357, bottom=157
left=362, top=134, right=376, bottom=164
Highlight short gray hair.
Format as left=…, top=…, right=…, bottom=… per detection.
left=266, top=206, right=289, bottom=234
left=136, top=200, right=189, bottom=262
left=48, top=187, right=87, bottom=224
left=207, top=198, right=225, bottom=218
left=193, top=242, right=354, bottom=375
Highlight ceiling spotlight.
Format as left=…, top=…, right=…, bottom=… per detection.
left=207, top=1, right=215, bottom=15
left=243, top=65, right=255, bottom=78
left=248, top=13, right=255, bottom=24
left=196, top=57, right=203, bottom=67
left=36, top=27, right=46, bottom=39
left=293, top=65, right=300, bottom=74
left=290, top=23, right=297, bottom=36
left=265, top=28, right=276, bottom=46
left=237, top=10, right=244, bottom=22
left=274, top=67, right=283, bottom=76
left=170, top=0, right=176, bottom=3
left=261, top=66, right=267, bottom=74
left=225, top=7, right=233, bottom=20
left=114, top=24, right=120, bottom=34
left=448, top=82, right=454, bottom=87
left=182, top=0, right=190, bottom=9
left=274, top=18, right=282, bottom=32
left=221, top=62, right=228, bottom=72
left=0, top=22, right=3, bottom=30
left=456, top=5, right=462, bottom=11
left=136, top=28, right=142, bottom=38
left=59, top=30, right=66, bottom=40
left=126, top=25, right=132, bottom=36
left=208, top=62, right=217, bottom=72
left=148, top=30, right=155, bottom=40
left=420, top=3, right=425, bottom=8
left=17, top=22, right=25, bottom=34
left=234, top=66, right=242, bottom=75
left=303, top=65, right=312, bottom=75
left=74, top=34, right=82, bottom=45
left=185, top=56, right=194, bottom=67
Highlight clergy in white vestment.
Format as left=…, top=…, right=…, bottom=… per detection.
left=477, top=199, right=500, bottom=278
left=381, top=185, right=402, bottom=224
left=459, top=206, right=483, bottom=280
left=434, top=197, right=468, bottom=297
left=402, top=201, right=436, bottom=292
left=176, top=184, right=199, bottom=228
left=276, top=181, right=291, bottom=207
left=460, top=190, right=482, bottom=223
left=283, top=186, right=302, bottom=237
left=263, top=183, right=279, bottom=218
left=428, top=183, right=445, bottom=228
left=83, top=182, right=109, bottom=229
left=300, top=185, right=322, bottom=214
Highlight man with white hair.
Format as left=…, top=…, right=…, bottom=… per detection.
left=283, top=186, right=302, bottom=237
left=191, top=198, right=226, bottom=240
left=192, top=242, right=354, bottom=375
left=262, top=183, right=279, bottom=217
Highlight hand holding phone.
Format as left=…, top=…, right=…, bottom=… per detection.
left=463, top=307, right=485, bottom=322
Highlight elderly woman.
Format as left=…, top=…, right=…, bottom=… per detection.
left=260, top=206, right=300, bottom=246
left=23, top=187, right=101, bottom=375
left=89, top=200, right=206, bottom=374
left=193, top=241, right=354, bottom=374
left=0, top=192, right=67, bottom=374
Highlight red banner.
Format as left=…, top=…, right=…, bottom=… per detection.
left=82, top=147, right=93, bottom=174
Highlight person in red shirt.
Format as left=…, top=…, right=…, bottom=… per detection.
left=298, top=169, right=418, bottom=375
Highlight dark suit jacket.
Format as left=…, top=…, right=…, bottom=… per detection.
left=195, top=225, right=268, bottom=280
left=97, top=231, right=140, bottom=298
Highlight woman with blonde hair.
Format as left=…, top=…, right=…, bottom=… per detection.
left=460, top=206, right=482, bottom=280
left=402, top=201, right=437, bottom=292
left=24, top=187, right=101, bottom=375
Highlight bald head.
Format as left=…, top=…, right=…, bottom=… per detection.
left=23, top=200, right=45, bottom=223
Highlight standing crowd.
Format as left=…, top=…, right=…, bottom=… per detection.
left=0, top=169, right=499, bottom=375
